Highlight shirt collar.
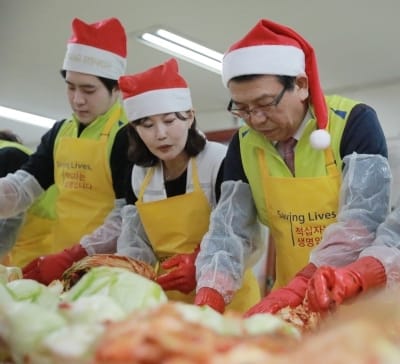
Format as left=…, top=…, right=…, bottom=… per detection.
left=293, top=109, right=312, bottom=141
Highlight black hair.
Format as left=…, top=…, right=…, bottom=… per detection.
left=60, top=70, right=118, bottom=94
left=229, top=74, right=296, bottom=91
left=127, top=112, right=206, bottom=167
left=0, top=130, right=22, bottom=144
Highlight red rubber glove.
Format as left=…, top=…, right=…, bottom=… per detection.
left=156, top=247, right=199, bottom=294
left=22, top=244, right=87, bottom=285
left=194, top=287, right=225, bottom=313
left=307, top=256, right=386, bottom=313
left=244, top=263, right=316, bottom=317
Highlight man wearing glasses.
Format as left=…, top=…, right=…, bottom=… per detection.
left=194, top=18, right=390, bottom=315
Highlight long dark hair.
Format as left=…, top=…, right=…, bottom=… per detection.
left=127, top=112, right=206, bottom=167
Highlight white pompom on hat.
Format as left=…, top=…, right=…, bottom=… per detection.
left=222, top=19, right=330, bottom=150
left=119, top=58, right=193, bottom=122
left=62, top=17, right=127, bottom=80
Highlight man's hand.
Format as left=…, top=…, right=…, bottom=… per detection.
left=244, top=263, right=316, bottom=317
left=307, top=256, right=386, bottom=313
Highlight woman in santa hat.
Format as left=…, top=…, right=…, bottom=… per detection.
left=193, top=18, right=391, bottom=315
left=0, top=17, right=131, bottom=284
left=114, top=58, right=261, bottom=312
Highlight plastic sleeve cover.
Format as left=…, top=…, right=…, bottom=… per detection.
left=0, top=170, right=44, bottom=218
left=360, top=206, right=400, bottom=288
left=116, top=204, right=157, bottom=266
left=311, top=153, right=392, bottom=268
left=195, top=180, right=264, bottom=304
left=80, top=198, right=126, bottom=255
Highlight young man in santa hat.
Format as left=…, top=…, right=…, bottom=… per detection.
left=0, top=17, right=130, bottom=284
left=193, top=18, right=391, bottom=315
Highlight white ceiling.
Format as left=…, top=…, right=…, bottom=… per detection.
left=2, top=0, right=400, bottom=147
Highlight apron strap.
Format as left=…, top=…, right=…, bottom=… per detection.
left=257, top=148, right=270, bottom=195
left=190, top=158, right=201, bottom=191
left=137, top=158, right=200, bottom=202
left=324, top=147, right=340, bottom=177
left=100, top=104, right=123, bottom=142
left=138, top=168, right=155, bottom=202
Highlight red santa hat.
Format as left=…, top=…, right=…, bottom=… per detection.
left=62, top=17, right=127, bottom=80
left=222, top=19, right=330, bottom=150
left=119, top=58, right=193, bottom=121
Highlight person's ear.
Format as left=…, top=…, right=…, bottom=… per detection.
left=295, top=75, right=309, bottom=101
left=187, top=109, right=195, bottom=127
left=112, top=86, right=122, bottom=102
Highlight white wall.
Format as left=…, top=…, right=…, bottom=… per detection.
left=196, top=109, right=239, bottom=133
left=339, top=82, right=400, bottom=139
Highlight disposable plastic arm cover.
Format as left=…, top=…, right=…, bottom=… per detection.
left=80, top=198, right=126, bottom=255
left=0, top=170, right=44, bottom=217
left=196, top=180, right=264, bottom=304
left=116, top=204, right=157, bottom=266
left=311, top=153, right=392, bottom=267
left=0, top=212, right=25, bottom=255
left=360, top=206, right=400, bottom=287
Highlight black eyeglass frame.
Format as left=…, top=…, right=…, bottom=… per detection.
left=227, top=85, right=287, bottom=120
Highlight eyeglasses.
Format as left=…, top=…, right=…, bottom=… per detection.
left=227, top=86, right=287, bottom=120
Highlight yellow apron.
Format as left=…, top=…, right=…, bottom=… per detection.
left=259, top=146, right=341, bottom=289
left=135, top=158, right=260, bottom=312
left=0, top=141, right=57, bottom=267
left=53, top=107, right=120, bottom=250
left=9, top=185, right=58, bottom=267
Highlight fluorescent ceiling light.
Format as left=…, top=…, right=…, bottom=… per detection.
left=137, top=28, right=223, bottom=74
left=0, top=106, right=55, bottom=128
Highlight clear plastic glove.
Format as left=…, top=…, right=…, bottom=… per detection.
left=244, top=263, right=316, bottom=317
left=156, top=247, right=199, bottom=294
left=307, top=256, right=386, bottom=313
left=22, top=243, right=87, bottom=285
left=194, top=287, right=225, bottom=313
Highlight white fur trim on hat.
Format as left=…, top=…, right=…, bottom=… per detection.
left=124, top=88, right=192, bottom=121
left=309, top=129, right=331, bottom=150
left=222, top=45, right=305, bottom=87
left=62, top=43, right=127, bottom=80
